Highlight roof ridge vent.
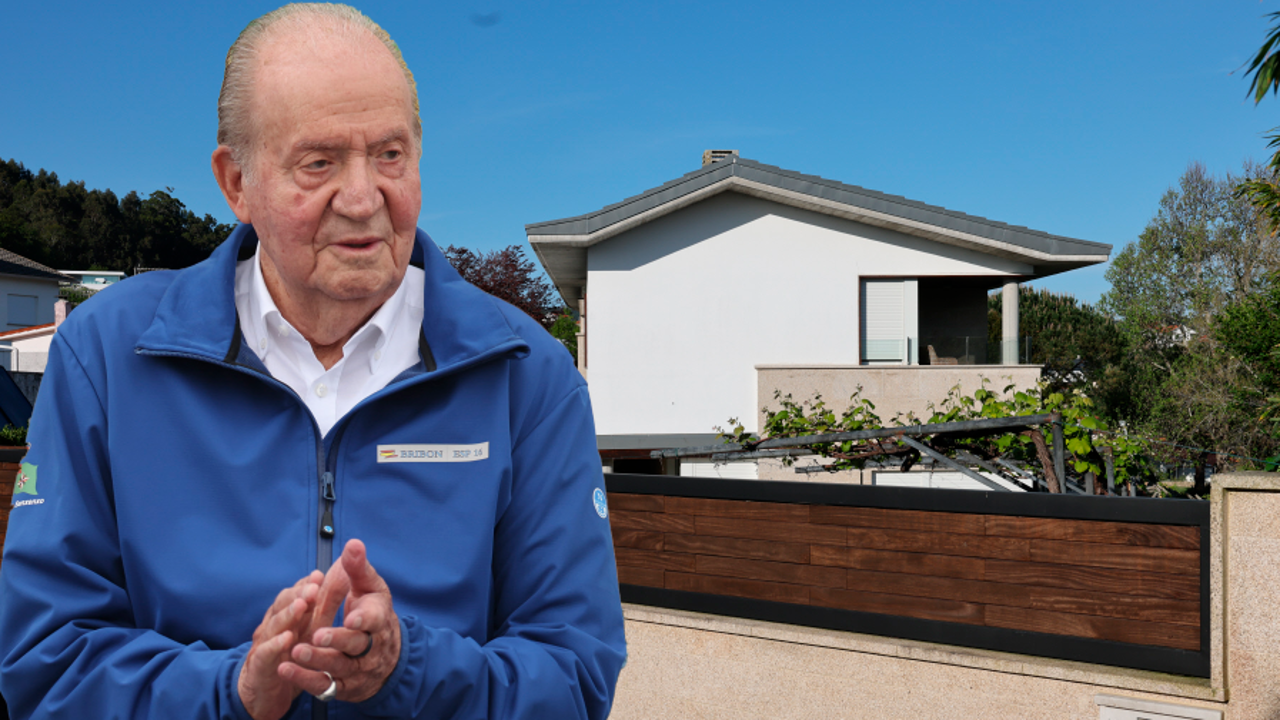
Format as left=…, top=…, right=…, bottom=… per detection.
left=702, top=149, right=739, bottom=166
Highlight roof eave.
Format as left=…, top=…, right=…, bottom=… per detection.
left=0, top=269, right=73, bottom=283
left=529, top=176, right=1110, bottom=296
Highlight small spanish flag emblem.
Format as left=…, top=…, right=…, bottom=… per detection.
left=379, top=449, right=398, bottom=459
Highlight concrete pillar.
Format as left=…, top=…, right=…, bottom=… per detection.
left=1213, top=473, right=1280, bottom=716
left=1001, top=281, right=1019, bottom=365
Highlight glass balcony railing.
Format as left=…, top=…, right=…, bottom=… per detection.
left=918, top=336, right=1031, bottom=365
left=861, top=337, right=1035, bottom=366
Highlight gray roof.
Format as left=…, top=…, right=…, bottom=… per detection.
left=0, top=249, right=74, bottom=283
left=527, top=156, right=1111, bottom=303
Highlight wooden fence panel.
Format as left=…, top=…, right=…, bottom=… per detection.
left=606, top=474, right=1209, bottom=677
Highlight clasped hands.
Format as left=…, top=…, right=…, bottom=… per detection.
left=239, top=539, right=401, bottom=720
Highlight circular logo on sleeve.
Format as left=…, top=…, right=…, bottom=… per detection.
left=592, top=488, right=608, bottom=519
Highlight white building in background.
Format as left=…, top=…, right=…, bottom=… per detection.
left=0, top=323, right=56, bottom=372
left=0, top=249, right=71, bottom=334
left=527, top=152, right=1111, bottom=475
left=59, top=270, right=126, bottom=292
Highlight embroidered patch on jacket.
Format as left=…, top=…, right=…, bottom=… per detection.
left=593, top=488, right=608, bottom=519
left=15, top=461, right=37, bottom=496
left=377, top=443, right=490, bottom=463
left=12, top=461, right=43, bottom=507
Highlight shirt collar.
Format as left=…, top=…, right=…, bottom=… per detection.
left=351, top=261, right=413, bottom=372
left=243, top=245, right=412, bottom=372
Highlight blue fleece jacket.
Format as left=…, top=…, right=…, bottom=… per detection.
left=0, top=226, right=626, bottom=719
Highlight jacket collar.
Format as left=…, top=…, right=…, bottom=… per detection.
left=136, top=224, right=529, bottom=372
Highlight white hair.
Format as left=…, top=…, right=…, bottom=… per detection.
left=216, top=3, right=421, bottom=176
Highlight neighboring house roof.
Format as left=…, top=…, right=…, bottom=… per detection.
left=60, top=270, right=126, bottom=279
left=0, top=323, right=55, bottom=342
left=0, top=249, right=74, bottom=283
left=527, top=155, right=1112, bottom=302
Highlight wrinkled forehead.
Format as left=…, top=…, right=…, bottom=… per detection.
left=249, top=20, right=417, bottom=130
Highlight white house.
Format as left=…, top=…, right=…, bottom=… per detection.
left=0, top=322, right=57, bottom=373
left=526, top=153, right=1111, bottom=475
left=0, top=249, right=71, bottom=333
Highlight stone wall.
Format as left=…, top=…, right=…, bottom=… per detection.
left=756, top=364, right=1043, bottom=426
left=611, top=605, right=1220, bottom=720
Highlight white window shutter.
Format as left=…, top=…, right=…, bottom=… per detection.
left=861, top=280, right=904, bottom=364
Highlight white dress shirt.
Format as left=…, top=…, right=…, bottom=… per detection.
left=234, top=247, right=425, bottom=436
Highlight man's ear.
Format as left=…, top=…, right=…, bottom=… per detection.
left=212, top=146, right=253, bottom=224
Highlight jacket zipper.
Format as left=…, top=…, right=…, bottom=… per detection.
left=134, top=350, right=335, bottom=719
left=319, top=472, right=336, bottom=542
left=137, top=341, right=524, bottom=719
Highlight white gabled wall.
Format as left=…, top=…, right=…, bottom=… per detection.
left=0, top=277, right=61, bottom=331
left=586, top=192, right=1031, bottom=436
left=6, top=331, right=54, bottom=372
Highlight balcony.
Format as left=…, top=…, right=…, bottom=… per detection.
left=918, top=334, right=1033, bottom=365
left=861, top=335, right=1033, bottom=367
left=758, top=348, right=1041, bottom=426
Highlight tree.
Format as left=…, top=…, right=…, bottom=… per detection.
left=1101, top=162, right=1279, bottom=342
left=1217, top=281, right=1280, bottom=388
left=1141, top=335, right=1274, bottom=472
left=988, top=287, right=1128, bottom=418
left=1239, top=10, right=1280, bottom=228
left=548, top=310, right=579, bottom=360
left=1216, top=280, right=1280, bottom=442
left=443, top=244, right=564, bottom=330
left=1097, top=163, right=1280, bottom=469
left=0, top=158, right=233, bottom=272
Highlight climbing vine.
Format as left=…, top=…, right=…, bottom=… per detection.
left=717, top=379, right=1149, bottom=493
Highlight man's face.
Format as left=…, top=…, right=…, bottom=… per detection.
left=237, top=28, right=421, bottom=311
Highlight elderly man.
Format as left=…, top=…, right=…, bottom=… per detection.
left=0, top=4, right=625, bottom=719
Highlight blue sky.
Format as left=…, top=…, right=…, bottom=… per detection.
left=3, top=1, right=1277, bottom=305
